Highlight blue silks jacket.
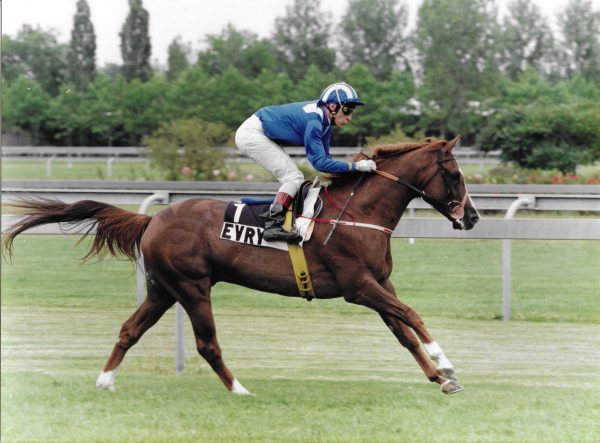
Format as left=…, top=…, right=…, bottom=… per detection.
left=256, top=101, right=353, bottom=173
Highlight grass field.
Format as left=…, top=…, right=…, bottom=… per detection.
left=2, top=236, right=600, bottom=442
left=1, top=159, right=496, bottom=182
left=1, top=160, right=278, bottom=182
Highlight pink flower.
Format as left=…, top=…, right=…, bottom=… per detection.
left=181, top=166, right=193, bottom=175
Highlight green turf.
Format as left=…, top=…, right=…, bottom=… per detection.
left=2, top=236, right=600, bottom=442
left=2, top=236, right=598, bottom=322
left=2, top=160, right=164, bottom=181
left=1, top=160, right=277, bottom=182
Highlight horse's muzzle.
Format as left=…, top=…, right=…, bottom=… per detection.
left=461, top=205, right=480, bottom=230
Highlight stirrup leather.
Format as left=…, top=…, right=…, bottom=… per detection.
left=284, top=204, right=315, bottom=301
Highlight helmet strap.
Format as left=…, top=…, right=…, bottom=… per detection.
left=329, top=103, right=340, bottom=123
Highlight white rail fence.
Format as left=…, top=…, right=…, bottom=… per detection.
left=2, top=183, right=599, bottom=372
left=2, top=145, right=501, bottom=177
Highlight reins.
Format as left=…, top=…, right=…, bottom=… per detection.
left=373, top=151, right=467, bottom=228
left=315, top=145, right=468, bottom=241
left=322, top=173, right=365, bottom=245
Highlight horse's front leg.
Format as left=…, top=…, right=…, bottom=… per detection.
left=345, top=277, right=462, bottom=394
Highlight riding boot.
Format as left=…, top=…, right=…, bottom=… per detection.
left=262, top=203, right=302, bottom=243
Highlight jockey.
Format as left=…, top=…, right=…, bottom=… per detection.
left=235, top=82, right=377, bottom=242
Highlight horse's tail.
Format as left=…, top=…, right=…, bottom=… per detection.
left=3, top=197, right=151, bottom=261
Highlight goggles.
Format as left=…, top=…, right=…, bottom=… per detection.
left=340, top=104, right=355, bottom=116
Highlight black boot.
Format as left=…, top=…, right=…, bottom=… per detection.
left=262, top=203, right=302, bottom=243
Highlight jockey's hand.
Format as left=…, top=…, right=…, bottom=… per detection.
left=355, top=159, right=377, bottom=172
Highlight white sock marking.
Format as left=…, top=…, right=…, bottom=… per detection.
left=424, top=341, right=454, bottom=370
left=96, top=368, right=119, bottom=391
left=231, top=378, right=253, bottom=396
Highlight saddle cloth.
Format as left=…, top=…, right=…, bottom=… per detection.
left=219, top=186, right=322, bottom=251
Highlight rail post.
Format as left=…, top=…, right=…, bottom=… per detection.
left=134, top=192, right=186, bottom=373
left=136, top=192, right=169, bottom=306
left=45, top=156, right=56, bottom=177
left=107, top=157, right=116, bottom=178
left=503, top=195, right=536, bottom=320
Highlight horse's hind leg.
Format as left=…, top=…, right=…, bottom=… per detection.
left=96, top=281, right=175, bottom=391
left=181, top=281, right=253, bottom=395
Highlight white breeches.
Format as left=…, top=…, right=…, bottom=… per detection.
left=235, top=114, right=304, bottom=197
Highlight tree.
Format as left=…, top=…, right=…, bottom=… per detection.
left=166, top=36, right=190, bottom=80
left=414, top=0, right=501, bottom=139
left=341, top=63, right=416, bottom=145
left=557, top=0, right=600, bottom=82
left=2, top=77, right=52, bottom=144
left=476, top=71, right=600, bottom=173
left=1, top=25, right=68, bottom=95
left=339, top=0, right=411, bottom=79
left=203, top=67, right=257, bottom=128
left=120, top=0, right=152, bottom=82
left=47, top=83, right=90, bottom=145
left=119, top=76, right=170, bottom=145
left=272, top=0, right=336, bottom=81
left=500, top=0, right=555, bottom=80
left=197, top=24, right=279, bottom=78
left=68, top=0, right=96, bottom=89
left=84, top=74, right=127, bottom=146
left=144, top=118, right=230, bottom=180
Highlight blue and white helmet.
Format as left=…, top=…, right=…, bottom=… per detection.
left=318, top=82, right=365, bottom=107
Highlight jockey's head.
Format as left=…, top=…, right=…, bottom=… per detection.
left=318, top=82, right=365, bottom=128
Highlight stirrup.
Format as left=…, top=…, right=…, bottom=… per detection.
left=263, top=226, right=301, bottom=243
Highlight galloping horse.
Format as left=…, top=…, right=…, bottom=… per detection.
left=3, top=137, right=479, bottom=395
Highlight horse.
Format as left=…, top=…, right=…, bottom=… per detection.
left=3, top=136, right=480, bottom=395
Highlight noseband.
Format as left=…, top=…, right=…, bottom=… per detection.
left=373, top=150, right=468, bottom=228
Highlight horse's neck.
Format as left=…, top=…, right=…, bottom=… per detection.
left=329, top=159, right=418, bottom=228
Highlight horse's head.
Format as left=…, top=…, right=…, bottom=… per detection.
left=418, top=137, right=480, bottom=230
left=368, top=137, right=479, bottom=230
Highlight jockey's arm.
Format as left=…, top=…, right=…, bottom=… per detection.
left=304, top=120, right=354, bottom=173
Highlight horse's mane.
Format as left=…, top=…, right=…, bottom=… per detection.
left=327, top=138, right=445, bottom=186
left=358, top=137, right=445, bottom=160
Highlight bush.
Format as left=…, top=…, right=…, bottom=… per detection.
left=144, top=118, right=232, bottom=180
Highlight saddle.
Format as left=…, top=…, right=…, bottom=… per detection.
left=220, top=178, right=322, bottom=301
left=233, top=178, right=323, bottom=235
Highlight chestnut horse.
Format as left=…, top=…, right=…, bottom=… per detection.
left=3, top=137, right=479, bottom=395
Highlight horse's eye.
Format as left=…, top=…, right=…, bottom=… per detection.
left=450, top=171, right=461, bottom=181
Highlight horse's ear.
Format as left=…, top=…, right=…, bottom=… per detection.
left=445, top=136, right=461, bottom=152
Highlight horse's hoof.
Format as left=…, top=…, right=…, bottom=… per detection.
left=231, top=378, right=254, bottom=396
left=441, top=379, right=463, bottom=394
left=96, top=370, right=117, bottom=391
left=437, top=367, right=457, bottom=381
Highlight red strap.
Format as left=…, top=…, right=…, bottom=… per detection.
left=324, top=187, right=356, bottom=222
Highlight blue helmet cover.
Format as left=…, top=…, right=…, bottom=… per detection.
left=318, top=82, right=365, bottom=106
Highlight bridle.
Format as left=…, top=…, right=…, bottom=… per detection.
left=373, top=149, right=469, bottom=229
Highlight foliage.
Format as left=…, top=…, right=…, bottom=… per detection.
left=1, top=25, right=68, bottom=95
left=339, top=0, right=411, bottom=79
left=1, top=0, right=599, bottom=171
left=46, top=83, right=91, bottom=146
left=120, top=0, right=152, bottom=82
left=68, top=0, right=96, bottom=90
left=2, top=76, right=52, bottom=144
left=345, top=65, right=417, bottom=144
left=143, top=118, right=231, bottom=180
left=365, top=126, right=425, bottom=149
left=414, top=0, right=501, bottom=140
left=557, top=0, right=600, bottom=82
left=499, top=0, right=556, bottom=80
left=476, top=71, right=600, bottom=173
left=166, top=36, right=190, bottom=81
left=197, top=24, right=278, bottom=78
left=272, top=0, right=336, bottom=81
